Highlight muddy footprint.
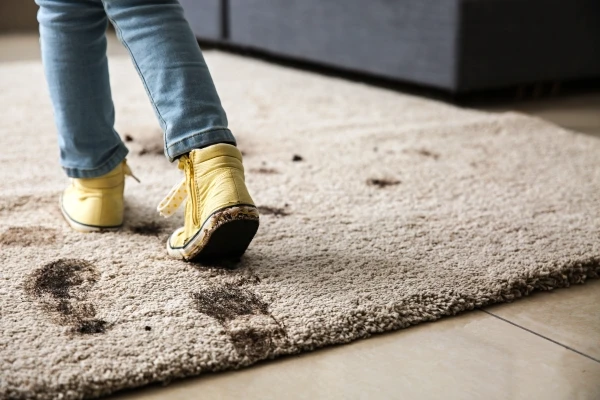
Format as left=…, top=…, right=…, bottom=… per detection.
left=24, top=259, right=108, bottom=335
left=191, top=282, right=287, bottom=361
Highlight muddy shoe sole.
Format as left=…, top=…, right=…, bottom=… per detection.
left=167, top=205, right=260, bottom=262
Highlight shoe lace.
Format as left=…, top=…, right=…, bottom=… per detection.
left=157, top=156, right=198, bottom=225
left=157, top=178, right=186, bottom=218
left=123, top=160, right=140, bottom=183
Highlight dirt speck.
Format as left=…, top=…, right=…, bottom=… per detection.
left=257, top=206, right=289, bottom=217
left=24, top=259, right=108, bottom=335
left=415, top=149, right=440, bottom=160
left=367, top=178, right=401, bottom=188
left=139, top=144, right=163, bottom=156
left=124, top=134, right=134, bottom=142
left=0, top=226, right=59, bottom=247
left=145, top=326, right=152, bottom=331
left=250, top=168, right=279, bottom=174
left=292, top=154, right=304, bottom=162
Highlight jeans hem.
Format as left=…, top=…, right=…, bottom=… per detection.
left=166, top=128, right=236, bottom=161
left=63, top=144, right=129, bottom=178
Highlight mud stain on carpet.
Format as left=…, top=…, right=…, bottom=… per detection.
left=0, top=194, right=55, bottom=213
left=191, top=282, right=287, bottom=360
left=24, top=259, right=109, bottom=335
left=191, top=283, right=269, bottom=323
left=228, top=324, right=287, bottom=360
left=0, top=226, right=59, bottom=246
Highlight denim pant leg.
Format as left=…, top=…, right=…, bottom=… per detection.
left=36, top=0, right=129, bottom=178
left=102, top=0, right=236, bottom=161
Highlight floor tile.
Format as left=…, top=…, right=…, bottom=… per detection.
left=486, top=279, right=600, bottom=362
left=480, top=94, right=600, bottom=138
left=110, top=310, right=600, bottom=400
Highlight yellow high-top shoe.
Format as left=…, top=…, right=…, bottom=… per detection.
left=158, top=144, right=259, bottom=261
left=60, top=161, right=137, bottom=232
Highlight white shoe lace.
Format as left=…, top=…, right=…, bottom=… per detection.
left=123, top=161, right=140, bottom=183
left=157, top=178, right=187, bottom=218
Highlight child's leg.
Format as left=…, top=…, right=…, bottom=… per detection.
left=101, top=0, right=236, bottom=160
left=36, top=0, right=128, bottom=178
left=100, top=1, right=256, bottom=260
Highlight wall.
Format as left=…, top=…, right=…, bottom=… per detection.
left=0, top=1, right=38, bottom=32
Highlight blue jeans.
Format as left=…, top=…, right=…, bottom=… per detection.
left=36, top=0, right=236, bottom=178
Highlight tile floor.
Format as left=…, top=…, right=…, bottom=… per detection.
left=1, top=33, right=599, bottom=400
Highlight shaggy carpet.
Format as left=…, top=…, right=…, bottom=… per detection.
left=1, top=52, right=599, bottom=400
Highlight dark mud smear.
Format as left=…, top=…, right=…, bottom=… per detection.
left=228, top=325, right=287, bottom=360
left=191, top=284, right=269, bottom=324
left=0, top=227, right=59, bottom=247
left=292, top=154, right=304, bottom=162
left=191, top=282, right=288, bottom=361
left=366, top=178, right=401, bottom=188
left=257, top=206, right=290, bottom=217
left=77, top=319, right=107, bottom=334
left=24, top=259, right=108, bottom=335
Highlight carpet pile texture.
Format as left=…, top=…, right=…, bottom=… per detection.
left=1, top=53, right=599, bottom=399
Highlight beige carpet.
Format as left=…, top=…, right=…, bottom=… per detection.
left=1, top=52, right=599, bottom=400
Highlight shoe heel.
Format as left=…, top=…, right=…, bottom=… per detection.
left=186, top=205, right=259, bottom=261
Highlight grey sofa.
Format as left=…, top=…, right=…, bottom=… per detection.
left=179, top=0, right=600, bottom=93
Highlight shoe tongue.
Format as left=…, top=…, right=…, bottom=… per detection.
left=190, top=143, right=242, bottom=164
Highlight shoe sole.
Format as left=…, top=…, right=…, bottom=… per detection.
left=167, top=205, right=259, bottom=262
left=59, top=196, right=122, bottom=233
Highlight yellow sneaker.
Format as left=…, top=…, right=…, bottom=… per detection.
left=60, top=161, right=137, bottom=232
left=158, top=144, right=259, bottom=261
